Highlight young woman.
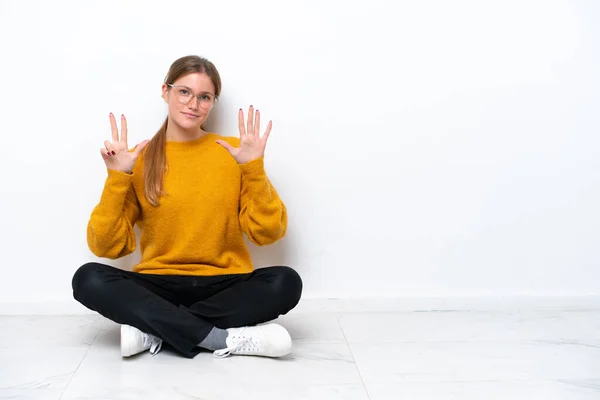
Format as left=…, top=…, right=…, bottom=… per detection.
left=72, top=55, right=302, bottom=359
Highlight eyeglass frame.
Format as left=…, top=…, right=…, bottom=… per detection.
left=166, top=84, right=218, bottom=107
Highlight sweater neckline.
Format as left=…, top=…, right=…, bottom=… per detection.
left=166, top=132, right=214, bottom=148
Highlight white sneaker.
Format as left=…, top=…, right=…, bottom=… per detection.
left=213, top=324, right=292, bottom=358
left=121, top=325, right=163, bottom=357
left=213, top=323, right=292, bottom=358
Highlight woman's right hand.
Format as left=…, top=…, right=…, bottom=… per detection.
left=101, top=113, right=150, bottom=174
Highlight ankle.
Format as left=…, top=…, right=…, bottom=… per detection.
left=197, top=326, right=228, bottom=351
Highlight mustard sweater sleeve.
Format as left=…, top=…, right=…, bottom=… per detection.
left=86, top=169, right=140, bottom=258
left=238, top=156, right=287, bottom=246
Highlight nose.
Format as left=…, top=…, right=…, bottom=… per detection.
left=186, top=97, right=200, bottom=111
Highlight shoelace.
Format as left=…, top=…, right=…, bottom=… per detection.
left=144, top=334, right=163, bottom=356
left=213, top=329, right=258, bottom=358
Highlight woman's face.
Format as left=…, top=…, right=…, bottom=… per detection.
left=162, top=72, right=216, bottom=132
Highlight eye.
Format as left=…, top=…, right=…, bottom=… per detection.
left=179, top=89, right=190, bottom=95
left=200, top=94, right=212, bottom=101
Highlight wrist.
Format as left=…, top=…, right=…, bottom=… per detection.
left=238, top=154, right=264, bottom=165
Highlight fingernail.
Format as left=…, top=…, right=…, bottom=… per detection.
left=111, top=151, right=116, bottom=155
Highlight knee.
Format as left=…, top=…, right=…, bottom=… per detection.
left=270, top=266, right=303, bottom=310
left=72, top=262, right=109, bottom=302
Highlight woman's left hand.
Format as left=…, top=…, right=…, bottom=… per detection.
left=216, top=105, right=272, bottom=164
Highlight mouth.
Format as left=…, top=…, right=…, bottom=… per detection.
left=182, top=112, right=200, bottom=119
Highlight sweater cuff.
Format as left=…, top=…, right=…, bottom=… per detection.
left=106, top=169, right=134, bottom=189
left=99, top=169, right=134, bottom=207
left=239, top=156, right=266, bottom=180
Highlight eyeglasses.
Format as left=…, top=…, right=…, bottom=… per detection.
left=167, top=84, right=217, bottom=108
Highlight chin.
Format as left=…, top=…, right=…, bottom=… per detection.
left=175, top=117, right=203, bottom=131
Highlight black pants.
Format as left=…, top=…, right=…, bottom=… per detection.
left=72, top=262, right=303, bottom=358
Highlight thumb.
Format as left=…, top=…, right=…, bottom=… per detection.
left=215, top=139, right=235, bottom=153
left=132, top=140, right=150, bottom=157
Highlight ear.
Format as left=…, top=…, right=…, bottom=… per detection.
left=161, top=83, right=169, bottom=103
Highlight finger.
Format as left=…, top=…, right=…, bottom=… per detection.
left=132, top=140, right=150, bottom=158
left=120, top=114, right=128, bottom=144
left=254, top=109, right=260, bottom=136
left=238, top=108, right=246, bottom=136
left=216, top=139, right=235, bottom=153
left=247, top=105, right=254, bottom=136
left=104, top=140, right=116, bottom=155
left=109, top=113, right=119, bottom=142
left=262, top=120, right=272, bottom=144
left=100, top=148, right=111, bottom=159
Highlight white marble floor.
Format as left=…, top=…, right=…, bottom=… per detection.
left=0, top=309, right=599, bottom=399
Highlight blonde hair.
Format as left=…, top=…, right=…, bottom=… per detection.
left=143, top=55, right=222, bottom=206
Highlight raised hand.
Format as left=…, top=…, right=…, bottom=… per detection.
left=101, top=113, right=149, bottom=174
left=216, top=105, right=272, bottom=164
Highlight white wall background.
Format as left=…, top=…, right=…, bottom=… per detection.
left=0, top=0, right=599, bottom=310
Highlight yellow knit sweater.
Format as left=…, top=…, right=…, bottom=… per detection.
left=86, top=132, right=287, bottom=276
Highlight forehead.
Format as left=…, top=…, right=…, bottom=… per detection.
left=173, top=72, right=215, bottom=93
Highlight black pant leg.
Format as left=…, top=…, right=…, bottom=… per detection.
left=72, top=262, right=212, bottom=358
left=182, top=266, right=303, bottom=329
